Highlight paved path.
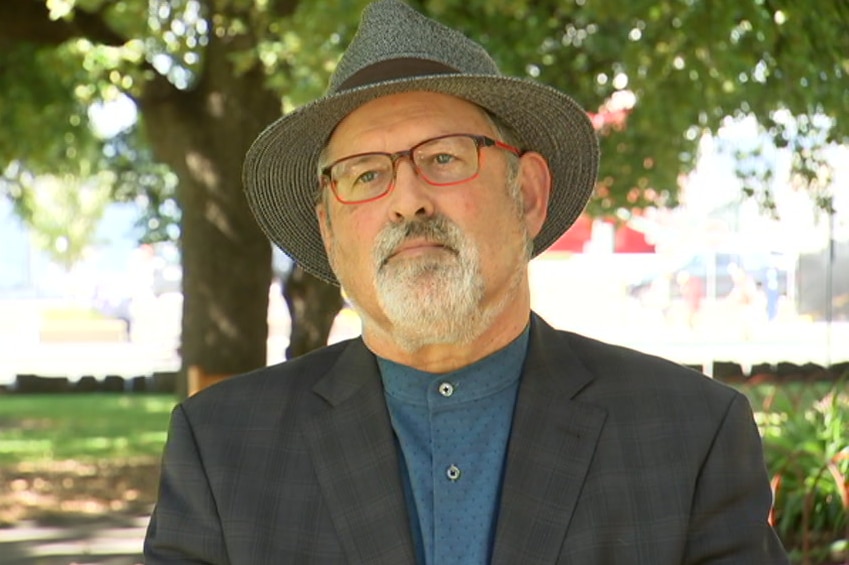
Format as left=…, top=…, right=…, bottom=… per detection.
left=0, top=514, right=147, bottom=565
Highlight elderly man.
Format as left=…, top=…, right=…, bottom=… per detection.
left=144, top=1, right=789, bottom=563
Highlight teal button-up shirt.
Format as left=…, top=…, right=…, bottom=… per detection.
left=378, top=326, right=529, bottom=565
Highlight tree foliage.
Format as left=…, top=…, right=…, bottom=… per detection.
left=21, top=172, right=113, bottom=271
left=1, top=0, right=846, bottom=379
left=421, top=0, right=848, bottom=214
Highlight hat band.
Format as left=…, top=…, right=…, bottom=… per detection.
left=335, top=58, right=460, bottom=92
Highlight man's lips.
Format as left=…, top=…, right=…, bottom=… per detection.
left=383, top=239, right=455, bottom=264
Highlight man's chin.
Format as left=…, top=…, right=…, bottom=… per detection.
left=379, top=267, right=453, bottom=308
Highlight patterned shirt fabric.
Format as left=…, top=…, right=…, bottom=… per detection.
left=377, top=326, right=529, bottom=565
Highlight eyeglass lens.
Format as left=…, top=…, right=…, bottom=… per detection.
left=330, top=135, right=481, bottom=203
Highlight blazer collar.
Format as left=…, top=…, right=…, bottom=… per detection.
left=492, top=313, right=608, bottom=564
left=304, top=339, right=417, bottom=565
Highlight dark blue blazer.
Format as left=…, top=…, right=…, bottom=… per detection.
left=145, top=314, right=788, bottom=564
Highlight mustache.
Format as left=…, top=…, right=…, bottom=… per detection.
left=374, top=215, right=462, bottom=268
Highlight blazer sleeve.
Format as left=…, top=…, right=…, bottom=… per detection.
left=144, top=404, right=229, bottom=564
left=684, top=393, right=789, bottom=564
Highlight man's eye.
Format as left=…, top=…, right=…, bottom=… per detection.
left=354, top=170, right=381, bottom=185
left=433, top=153, right=457, bottom=165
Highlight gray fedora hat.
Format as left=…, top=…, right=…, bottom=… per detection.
left=243, top=0, right=599, bottom=284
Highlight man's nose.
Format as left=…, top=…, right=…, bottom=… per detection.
left=387, top=158, right=435, bottom=221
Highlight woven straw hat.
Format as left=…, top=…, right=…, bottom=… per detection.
left=243, top=0, right=599, bottom=284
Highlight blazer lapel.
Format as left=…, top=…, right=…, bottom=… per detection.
left=303, top=339, right=416, bottom=565
left=492, top=315, right=607, bottom=564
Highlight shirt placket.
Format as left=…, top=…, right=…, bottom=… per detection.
left=429, top=378, right=468, bottom=565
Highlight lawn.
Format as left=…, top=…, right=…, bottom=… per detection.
left=0, top=394, right=176, bottom=466
left=0, top=393, right=176, bottom=526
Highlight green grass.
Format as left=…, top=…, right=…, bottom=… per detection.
left=0, top=394, right=177, bottom=466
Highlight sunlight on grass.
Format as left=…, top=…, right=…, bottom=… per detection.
left=0, top=394, right=177, bottom=465
left=0, top=439, right=53, bottom=456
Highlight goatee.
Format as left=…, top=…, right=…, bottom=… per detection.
left=373, top=215, right=486, bottom=350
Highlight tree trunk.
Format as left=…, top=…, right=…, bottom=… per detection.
left=138, top=33, right=343, bottom=393
left=283, top=265, right=345, bottom=359
left=137, top=42, right=279, bottom=393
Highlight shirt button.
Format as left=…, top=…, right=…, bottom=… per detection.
left=446, top=464, right=461, bottom=481
left=438, top=382, right=454, bottom=397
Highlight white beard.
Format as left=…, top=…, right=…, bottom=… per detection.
left=373, top=215, right=499, bottom=351
left=326, top=189, right=531, bottom=353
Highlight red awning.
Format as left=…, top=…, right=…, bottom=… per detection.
left=548, top=214, right=656, bottom=254
left=549, top=215, right=593, bottom=252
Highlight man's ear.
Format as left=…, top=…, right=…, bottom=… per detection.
left=517, top=151, right=551, bottom=239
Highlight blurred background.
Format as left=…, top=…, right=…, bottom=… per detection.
left=0, top=150, right=847, bottom=384
left=0, top=1, right=847, bottom=563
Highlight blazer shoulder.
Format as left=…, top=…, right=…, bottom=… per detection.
left=180, top=338, right=358, bottom=415
left=534, top=316, right=739, bottom=405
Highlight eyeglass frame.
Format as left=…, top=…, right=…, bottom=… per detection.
left=319, top=133, right=524, bottom=205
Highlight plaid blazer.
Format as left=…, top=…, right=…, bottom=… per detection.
left=144, top=314, right=788, bottom=564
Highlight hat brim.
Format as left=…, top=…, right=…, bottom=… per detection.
left=243, top=74, right=599, bottom=285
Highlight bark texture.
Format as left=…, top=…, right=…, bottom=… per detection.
left=283, top=265, right=345, bottom=359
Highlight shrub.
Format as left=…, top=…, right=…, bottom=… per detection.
left=744, top=380, right=849, bottom=565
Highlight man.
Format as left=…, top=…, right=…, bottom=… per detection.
left=144, top=1, right=789, bottom=563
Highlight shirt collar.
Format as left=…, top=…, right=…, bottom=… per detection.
left=378, top=324, right=530, bottom=406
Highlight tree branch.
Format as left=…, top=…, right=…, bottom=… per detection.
left=0, top=0, right=126, bottom=46
left=0, top=0, right=180, bottom=106
left=270, top=0, right=300, bottom=19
